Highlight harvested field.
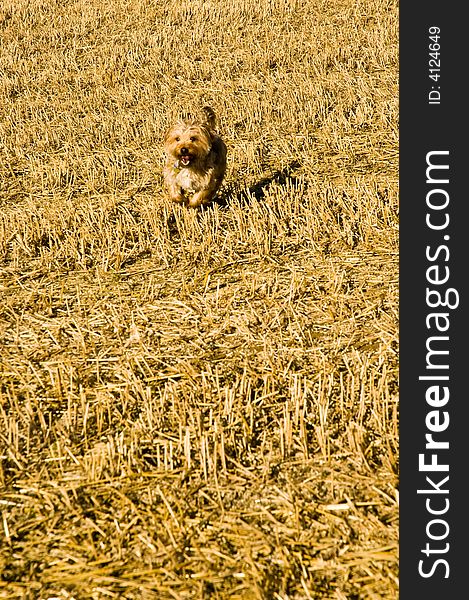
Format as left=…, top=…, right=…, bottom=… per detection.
left=0, top=0, right=399, bottom=598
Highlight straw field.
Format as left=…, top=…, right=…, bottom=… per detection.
left=0, top=0, right=398, bottom=598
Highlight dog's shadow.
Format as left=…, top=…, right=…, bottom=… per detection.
left=214, top=160, right=302, bottom=208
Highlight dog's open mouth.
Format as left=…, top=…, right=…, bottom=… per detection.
left=179, top=155, right=192, bottom=166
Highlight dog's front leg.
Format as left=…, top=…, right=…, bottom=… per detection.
left=188, top=189, right=212, bottom=208
left=167, top=182, right=185, bottom=204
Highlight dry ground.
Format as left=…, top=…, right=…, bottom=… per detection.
left=0, top=0, right=399, bottom=598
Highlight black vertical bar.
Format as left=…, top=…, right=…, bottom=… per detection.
left=400, top=2, right=466, bottom=598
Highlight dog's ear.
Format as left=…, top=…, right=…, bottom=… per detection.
left=163, top=126, right=176, bottom=146
left=202, top=106, right=217, bottom=130
left=207, top=127, right=217, bottom=144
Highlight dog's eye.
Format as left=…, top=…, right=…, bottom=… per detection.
left=175, top=136, right=180, bottom=142
left=190, top=136, right=197, bottom=142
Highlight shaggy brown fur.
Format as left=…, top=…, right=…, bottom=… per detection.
left=163, top=106, right=227, bottom=208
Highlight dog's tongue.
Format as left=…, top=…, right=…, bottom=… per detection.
left=180, top=156, right=191, bottom=166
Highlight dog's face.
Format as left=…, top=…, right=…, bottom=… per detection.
left=164, top=121, right=212, bottom=167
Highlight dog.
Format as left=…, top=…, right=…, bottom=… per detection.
left=163, top=106, right=227, bottom=208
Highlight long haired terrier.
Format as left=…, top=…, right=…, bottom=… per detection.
left=163, top=106, right=227, bottom=208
